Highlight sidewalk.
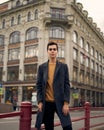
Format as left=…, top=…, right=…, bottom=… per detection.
left=93, top=127, right=104, bottom=130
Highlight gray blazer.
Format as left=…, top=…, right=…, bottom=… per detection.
left=35, top=60, right=71, bottom=129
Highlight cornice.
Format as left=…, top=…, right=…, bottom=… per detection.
left=0, top=0, right=45, bottom=16
left=71, top=2, right=104, bottom=43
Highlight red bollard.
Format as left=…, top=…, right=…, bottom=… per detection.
left=19, top=101, right=32, bottom=130
left=84, top=102, right=90, bottom=130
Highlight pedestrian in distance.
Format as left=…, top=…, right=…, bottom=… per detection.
left=35, top=42, right=73, bottom=130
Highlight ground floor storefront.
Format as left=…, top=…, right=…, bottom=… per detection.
left=71, top=88, right=104, bottom=107
left=1, top=83, right=104, bottom=108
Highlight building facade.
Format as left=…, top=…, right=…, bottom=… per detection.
left=0, top=0, right=104, bottom=107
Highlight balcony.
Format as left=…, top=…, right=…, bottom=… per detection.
left=44, top=12, right=74, bottom=27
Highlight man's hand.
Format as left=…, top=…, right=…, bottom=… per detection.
left=38, top=102, right=43, bottom=112
left=62, top=104, right=69, bottom=116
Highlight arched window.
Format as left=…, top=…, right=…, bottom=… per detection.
left=16, top=0, right=20, bottom=6
left=11, top=17, right=14, bottom=26
left=27, top=12, right=31, bottom=22
left=34, top=9, right=38, bottom=20
left=73, top=31, right=78, bottom=43
left=91, top=46, right=94, bottom=56
left=17, top=15, right=21, bottom=24
left=50, top=26, right=65, bottom=39
left=86, top=42, right=90, bottom=52
left=0, top=35, right=4, bottom=45
left=10, top=31, right=20, bottom=44
left=2, top=19, right=5, bottom=29
left=80, top=37, right=84, bottom=48
left=26, top=27, right=38, bottom=40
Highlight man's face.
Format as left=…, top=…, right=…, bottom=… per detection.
left=47, top=45, right=58, bottom=59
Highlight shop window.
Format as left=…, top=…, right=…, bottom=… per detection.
left=5, top=87, right=18, bottom=105
left=22, top=86, right=36, bottom=103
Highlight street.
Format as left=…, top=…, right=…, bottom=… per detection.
left=0, top=110, right=104, bottom=130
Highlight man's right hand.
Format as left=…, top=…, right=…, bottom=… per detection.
left=38, top=102, right=43, bottom=112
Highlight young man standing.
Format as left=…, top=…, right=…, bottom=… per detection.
left=35, top=42, right=72, bottom=130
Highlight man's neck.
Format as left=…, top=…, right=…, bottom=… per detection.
left=49, top=58, right=56, bottom=63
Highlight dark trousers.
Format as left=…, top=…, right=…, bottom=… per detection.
left=43, top=102, right=72, bottom=130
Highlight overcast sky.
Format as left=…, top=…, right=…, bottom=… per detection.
left=0, top=0, right=104, bottom=32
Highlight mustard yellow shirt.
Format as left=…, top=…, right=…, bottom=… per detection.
left=45, top=62, right=56, bottom=102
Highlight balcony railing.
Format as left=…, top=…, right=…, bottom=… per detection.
left=44, top=12, right=74, bottom=26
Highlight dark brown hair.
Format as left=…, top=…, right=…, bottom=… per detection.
left=47, top=42, right=58, bottom=51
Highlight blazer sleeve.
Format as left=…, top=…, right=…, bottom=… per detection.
left=64, top=64, right=70, bottom=104
left=36, top=65, right=43, bottom=104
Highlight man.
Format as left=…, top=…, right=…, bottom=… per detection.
left=35, top=42, right=72, bottom=130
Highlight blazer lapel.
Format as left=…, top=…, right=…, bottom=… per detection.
left=53, top=60, right=61, bottom=81
left=43, top=62, right=48, bottom=85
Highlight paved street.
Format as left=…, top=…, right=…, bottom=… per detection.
left=0, top=110, right=104, bottom=130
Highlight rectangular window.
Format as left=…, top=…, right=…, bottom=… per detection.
left=85, top=72, right=90, bottom=85
left=58, top=44, right=65, bottom=58
left=0, top=51, right=4, bottom=62
left=25, top=45, right=38, bottom=58
left=24, top=64, right=37, bottom=80
left=91, top=46, right=94, bottom=56
left=8, top=48, right=20, bottom=60
left=91, top=60, right=94, bottom=70
left=86, top=57, right=90, bottom=67
left=73, top=67, right=78, bottom=81
left=95, top=63, right=99, bottom=72
left=80, top=53, right=84, bottom=64
left=80, top=70, right=84, bottom=83
left=50, top=8, right=65, bottom=19
left=73, top=48, right=78, bottom=61
left=7, top=66, right=19, bottom=81
left=95, top=50, right=98, bottom=59
left=91, top=74, right=94, bottom=86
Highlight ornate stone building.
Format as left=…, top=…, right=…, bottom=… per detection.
left=0, top=0, right=104, bottom=107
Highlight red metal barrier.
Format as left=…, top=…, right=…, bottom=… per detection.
left=85, top=102, right=90, bottom=130
left=19, top=102, right=32, bottom=130
left=0, top=102, right=104, bottom=130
